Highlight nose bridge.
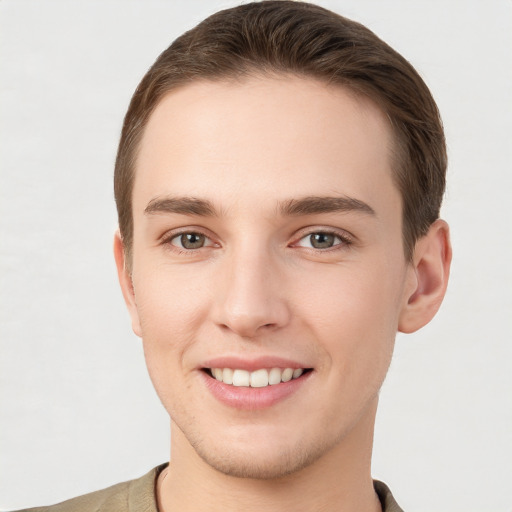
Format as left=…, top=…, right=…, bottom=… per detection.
left=214, top=238, right=289, bottom=337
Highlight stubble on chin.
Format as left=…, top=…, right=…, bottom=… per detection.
left=173, top=418, right=342, bottom=481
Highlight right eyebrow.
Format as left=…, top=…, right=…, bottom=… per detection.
left=279, top=195, right=376, bottom=217
left=144, top=196, right=217, bottom=217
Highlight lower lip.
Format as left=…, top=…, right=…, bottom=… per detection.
left=201, top=371, right=312, bottom=410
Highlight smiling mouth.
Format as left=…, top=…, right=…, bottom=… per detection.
left=204, top=367, right=312, bottom=387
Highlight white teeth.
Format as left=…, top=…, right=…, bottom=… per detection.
left=209, top=367, right=306, bottom=387
left=268, top=367, right=282, bottom=385
left=222, top=368, right=234, bottom=385
left=250, top=369, right=269, bottom=388
left=232, top=369, right=250, bottom=387
left=281, top=368, right=293, bottom=382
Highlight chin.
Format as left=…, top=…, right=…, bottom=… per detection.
left=187, top=426, right=337, bottom=480
left=196, top=443, right=315, bottom=480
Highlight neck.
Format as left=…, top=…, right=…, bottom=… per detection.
left=158, top=398, right=381, bottom=512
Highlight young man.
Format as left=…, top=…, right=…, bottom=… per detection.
left=20, top=1, right=451, bottom=511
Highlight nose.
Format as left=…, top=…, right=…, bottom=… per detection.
left=212, top=247, right=291, bottom=338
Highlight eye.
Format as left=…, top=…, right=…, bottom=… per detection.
left=170, top=232, right=211, bottom=250
left=295, top=231, right=347, bottom=250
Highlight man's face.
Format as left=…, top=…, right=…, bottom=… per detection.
left=122, top=76, right=416, bottom=478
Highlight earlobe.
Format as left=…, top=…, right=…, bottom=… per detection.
left=398, top=219, right=452, bottom=334
left=113, top=232, right=142, bottom=338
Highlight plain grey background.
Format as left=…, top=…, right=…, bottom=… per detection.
left=1, top=1, right=511, bottom=510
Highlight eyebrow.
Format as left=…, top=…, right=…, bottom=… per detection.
left=145, top=197, right=217, bottom=216
left=144, top=194, right=376, bottom=218
left=279, top=195, right=376, bottom=217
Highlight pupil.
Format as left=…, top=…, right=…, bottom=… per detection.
left=311, top=233, right=334, bottom=248
left=181, top=233, right=205, bottom=249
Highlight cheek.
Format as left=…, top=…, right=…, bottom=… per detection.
left=296, top=260, right=405, bottom=367
left=134, top=262, right=211, bottom=333
left=131, top=266, right=212, bottom=396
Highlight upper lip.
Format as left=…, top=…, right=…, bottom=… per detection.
left=200, top=356, right=310, bottom=372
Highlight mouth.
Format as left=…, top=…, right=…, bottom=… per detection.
left=204, top=367, right=313, bottom=387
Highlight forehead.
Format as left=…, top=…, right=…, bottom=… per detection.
left=133, top=75, right=399, bottom=218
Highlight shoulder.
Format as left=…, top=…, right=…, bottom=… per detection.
left=17, top=480, right=131, bottom=512
left=13, top=464, right=167, bottom=512
left=373, top=480, right=404, bottom=512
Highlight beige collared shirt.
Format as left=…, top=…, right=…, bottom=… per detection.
left=18, top=464, right=403, bottom=512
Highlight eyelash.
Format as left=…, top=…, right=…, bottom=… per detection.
left=161, top=227, right=354, bottom=254
left=161, top=229, right=218, bottom=255
left=292, top=229, right=354, bottom=251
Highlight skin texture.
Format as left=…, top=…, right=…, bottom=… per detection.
left=114, top=76, right=451, bottom=512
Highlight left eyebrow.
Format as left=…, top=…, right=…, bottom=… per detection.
left=144, top=196, right=217, bottom=217
left=279, top=195, right=376, bottom=217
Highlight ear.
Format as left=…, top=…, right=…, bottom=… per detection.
left=113, top=231, right=142, bottom=337
left=398, top=219, right=452, bottom=333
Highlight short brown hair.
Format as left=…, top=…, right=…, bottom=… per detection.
left=114, top=0, right=446, bottom=264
